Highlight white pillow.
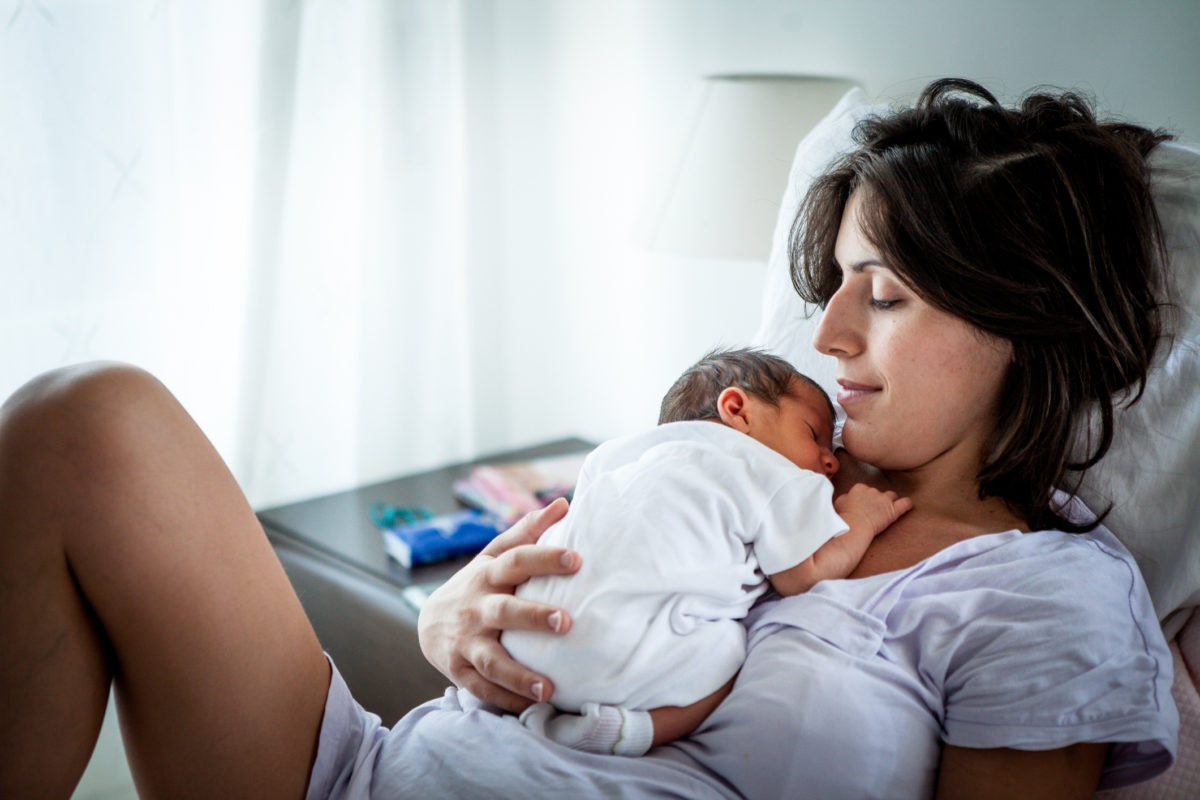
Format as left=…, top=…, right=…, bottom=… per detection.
left=753, top=88, right=879, bottom=396
left=753, top=89, right=1200, bottom=621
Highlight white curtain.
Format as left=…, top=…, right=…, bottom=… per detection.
left=1, top=0, right=478, bottom=508
left=0, top=0, right=785, bottom=511
left=245, top=1, right=476, bottom=506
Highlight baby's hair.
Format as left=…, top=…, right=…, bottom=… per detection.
left=658, top=347, right=833, bottom=425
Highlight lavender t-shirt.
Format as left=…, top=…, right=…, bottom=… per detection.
left=310, top=524, right=1177, bottom=799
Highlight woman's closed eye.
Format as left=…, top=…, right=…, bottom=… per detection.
left=868, top=275, right=906, bottom=310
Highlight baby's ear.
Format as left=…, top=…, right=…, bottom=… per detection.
left=717, top=387, right=752, bottom=432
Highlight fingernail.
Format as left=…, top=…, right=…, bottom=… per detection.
left=531, top=681, right=544, bottom=701
left=559, top=552, right=575, bottom=569
left=548, top=611, right=563, bottom=632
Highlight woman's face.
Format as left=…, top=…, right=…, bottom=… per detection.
left=812, top=192, right=1013, bottom=474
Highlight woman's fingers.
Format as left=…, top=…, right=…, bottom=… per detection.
left=479, top=497, right=570, bottom=557
left=453, top=664, right=549, bottom=712
left=484, top=543, right=580, bottom=590
left=456, top=639, right=557, bottom=710
left=477, top=592, right=572, bottom=635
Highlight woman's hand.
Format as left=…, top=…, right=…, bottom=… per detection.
left=417, top=498, right=580, bottom=712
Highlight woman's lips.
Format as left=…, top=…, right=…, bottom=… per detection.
left=836, top=379, right=879, bottom=407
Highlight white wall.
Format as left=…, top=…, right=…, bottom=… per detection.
left=452, top=0, right=1200, bottom=457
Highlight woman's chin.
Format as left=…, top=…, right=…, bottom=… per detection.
left=841, top=426, right=903, bottom=472
left=839, top=425, right=874, bottom=461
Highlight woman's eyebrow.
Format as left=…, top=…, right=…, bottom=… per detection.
left=848, top=259, right=887, bottom=273
left=831, top=257, right=888, bottom=273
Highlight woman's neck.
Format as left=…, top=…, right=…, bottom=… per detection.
left=835, top=442, right=1027, bottom=531
left=882, top=464, right=1027, bottom=534
left=834, top=449, right=1030, bottom=579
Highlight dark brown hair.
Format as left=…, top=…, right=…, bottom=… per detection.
left=790, top=78, right=1171, bottom=532
left=658, top=347, right=834, bottom=427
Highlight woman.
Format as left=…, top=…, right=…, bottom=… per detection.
left=415, top=80, right=1177, bottom=796
left=0, top=80, right=1177, bottom=799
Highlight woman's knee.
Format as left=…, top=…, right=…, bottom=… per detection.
left=4, top=361, right=161, bottom=410
left=0, top=362, right=177, bottom=471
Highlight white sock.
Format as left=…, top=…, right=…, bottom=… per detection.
left=519, top=702, right=654, bottom=756
left=611, top=706, right=654, bottom=756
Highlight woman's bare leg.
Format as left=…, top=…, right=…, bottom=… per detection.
left=0, top=363, right=329, bottom=799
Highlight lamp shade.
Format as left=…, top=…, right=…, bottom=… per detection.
left=641, top=75, right=858, bottom=261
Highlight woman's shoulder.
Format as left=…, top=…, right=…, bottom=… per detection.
left=920, top=528, right=1177, bottom=781
left=741, top=524, right=1177, bottom=792
left=916, top=525, right=1153, bottom=615
left=773, top=524, right=1161, bottom=639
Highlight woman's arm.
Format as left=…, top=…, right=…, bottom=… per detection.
left=417, top=498, right=581, bottom=712
left=935, top=744, right=1107, bottom=800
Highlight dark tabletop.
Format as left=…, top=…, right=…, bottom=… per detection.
left=257, top=437, right=596, bottom=595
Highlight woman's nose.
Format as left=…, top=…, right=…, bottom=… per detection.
left=812, top=288, right=860, bottom=357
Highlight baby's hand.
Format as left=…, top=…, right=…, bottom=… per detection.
left=834, top=484, right=913, bottom=537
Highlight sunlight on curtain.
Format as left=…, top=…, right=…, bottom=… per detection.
left=0, top=0, right=475, bottom=508
left=0, top=1, right=259, bottom=465
left=243, top=0, right=475, bottom=506
left=0, top=0, right=769, bottom=512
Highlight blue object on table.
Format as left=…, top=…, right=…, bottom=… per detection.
left=369, top=503, right=433, bottom=529
left=380, top=508, right=504, bottom=569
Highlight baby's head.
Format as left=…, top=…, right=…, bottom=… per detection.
left=659, top=348, right=839, bottom=477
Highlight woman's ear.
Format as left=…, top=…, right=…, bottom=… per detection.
left=717, top=387, right=752, bottom=432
